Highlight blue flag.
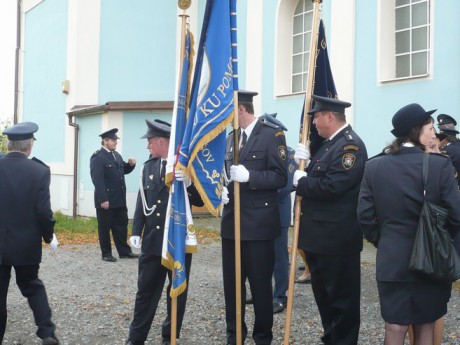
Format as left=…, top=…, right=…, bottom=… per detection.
left=302, top=20, right=338, bottom=155
left=177, top=0, right=237, bottom=216
left=161, top=29, right=195, bottom=297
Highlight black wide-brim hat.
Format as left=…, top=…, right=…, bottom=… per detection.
left=391, top=103, right=436, bottom=137
left=141, top=119, right=171, bottom=139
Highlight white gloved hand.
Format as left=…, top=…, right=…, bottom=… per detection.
left=50, top=234, right=59, bottom=251
left=175, top=168, right=192, bottom=187
left=293, top=170, right=307, bottom=187
left=230, top=164, right=250, bottom=183
left=294, top=143, right=311, bottom=164
left=130, top=236, right=141, bottom=249
left=221, top=186, right=230, bottom=205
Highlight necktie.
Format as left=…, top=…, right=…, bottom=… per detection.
left=161, top=160, right=167, bottom=182
left=240, top=130, right=247, bottom=150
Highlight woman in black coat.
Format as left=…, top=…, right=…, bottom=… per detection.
left=357, top=103, right=460, bottom=345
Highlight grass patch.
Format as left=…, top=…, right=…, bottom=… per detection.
left=53, top=211, right=221, bottom=245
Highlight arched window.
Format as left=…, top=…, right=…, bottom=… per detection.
left=292, top=0, right=314, bottom=93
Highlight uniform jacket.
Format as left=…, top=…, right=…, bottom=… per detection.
left=0, top=152, right=55, bottom=266
left=90, top=148, right=135, bottom=208
left=296, top=125, right=367, bottom=255
left=440, top=143, right=460, bottom=187
left=221, top=119, right=288, bottom=241
left=132, top=158, right=203, bottom=256
left=358, top=147, right=460, bottom=282
left=278, top=147, right=297, bottom=228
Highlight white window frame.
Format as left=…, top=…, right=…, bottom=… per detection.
left=378, top=0, right=433, bottom=83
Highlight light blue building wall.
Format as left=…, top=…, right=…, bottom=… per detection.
left=354, top=0, right=460, bottom=156
left=99, top=0, right=177, bottom=102
left=23, top=0, right=68, bottom=162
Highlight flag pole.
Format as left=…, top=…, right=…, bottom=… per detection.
left=283, top=1, right=322, bottom=344
left=170, top=2, right=190, bottom=344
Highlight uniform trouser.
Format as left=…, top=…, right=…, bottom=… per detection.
left=305, top=252, right=361, bottom=345
left=222, top=238, right=275, bottom=345
left=0, top=264, right=56, bottom=342
left=128, top=252, right=192, bottom=342
left=96, top=206, right=132, bottom=257
left=273, top=226, right=289, bottom=304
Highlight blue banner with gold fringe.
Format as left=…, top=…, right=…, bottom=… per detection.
left=177, top=0, right=237, bottom=216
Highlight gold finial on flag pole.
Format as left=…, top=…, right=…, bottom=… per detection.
left=178, top=0, right=191, bottom=10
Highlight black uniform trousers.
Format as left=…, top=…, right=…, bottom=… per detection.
left=96, top=207, right=132, bottom=257
left=222, top=238, right=275, bottom=345
left=305, top=252, right=361, bottom=345
left=0, top=264, right=55, bottom=341
left=129, top=252, right=192, bottom=342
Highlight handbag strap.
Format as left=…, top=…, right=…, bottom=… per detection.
left=422, top=153, right=429, bottom=196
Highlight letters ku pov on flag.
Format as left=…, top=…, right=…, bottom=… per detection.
left=176, top=0, right=237, bottom=217
left=161, top=28, right=195, bottom=297
left=304, top=19, right=338, bottom=155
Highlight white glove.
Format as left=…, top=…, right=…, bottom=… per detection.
left=294, top=143, right=311, bottom=165
left=175, top=168, right=192, bottom=187
left=230, top=164, right=250, bottom=183
left=50, top=234, right=59, bottom=251
left=130, top=236, right=141, bottom=249
left=293, top=170, right=307, bottom=187
left=221, top=186, right=230, bottom=205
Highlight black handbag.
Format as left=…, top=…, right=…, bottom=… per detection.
left=408, top=154, right=460, bottom=282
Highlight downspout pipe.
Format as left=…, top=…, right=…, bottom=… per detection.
left=13, top=1, right=21, bottom=124
left=67, top=113, right=79, bottom=218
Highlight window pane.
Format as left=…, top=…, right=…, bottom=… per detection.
left=412, top=52, right=428, bottom=75
left=304, top=11, right=313, bottom=31
left=396, top=7, right=410, bottom=30
left=303, top=52, right=310, bottom=72
left=412, top=2, right=427, bottom=26
left=396, top=31, right=410, bottom=54
left=294, top=1, right=303, bottom=15
left=304, top=32, right=312, bottom=52
left=396, top=0, right=410, bottom=5
left=412, top=27, right=427, bottom=51
left=293, top=15, right=303, bottom=34
left=293, top=55, right=303, bottom=74
left=302, top=72, right=308, bottom=91
left=292, top=75, right=303, bottom=93
left=396, top=55, right=410, bottom=78
left=305, top=0, right=313, bottom=11
left=411, top=0, right=425, bottom=3
left=293, top=35, right=303, bottom=54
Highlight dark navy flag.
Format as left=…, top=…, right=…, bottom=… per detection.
left=178, top=0, right=237, bottom=216
left=301, top=19, right=338, bottom=155
left=161, top=29, right=195, bottom=297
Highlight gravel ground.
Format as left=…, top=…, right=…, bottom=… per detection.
left=2, top=217, right=460, bottom=345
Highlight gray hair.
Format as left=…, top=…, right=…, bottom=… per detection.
left=7, top=138, right=33, bottom=153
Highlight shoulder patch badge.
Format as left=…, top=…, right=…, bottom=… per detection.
left=275, top=130, right=285, bottom=137
left=342, top=153, right=356, bottom=170
left=279, top=145, right=287, bottom=160
left=289, top=163, right=295, bottom=173
left=343, top=144, right=359, bottom=151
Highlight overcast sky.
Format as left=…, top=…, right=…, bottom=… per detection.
left=0, top=1, right=17, bottom=122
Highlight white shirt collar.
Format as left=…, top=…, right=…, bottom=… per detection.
left=402, top=142, right=415, bottom=147
left=242, top=117, right=257, bottom=139
left=328, top=123, right=348, bottom=141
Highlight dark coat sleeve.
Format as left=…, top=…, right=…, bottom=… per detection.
left=90, top=153, right=108, bottom=204
left=357, top=164, right=379, bottom=247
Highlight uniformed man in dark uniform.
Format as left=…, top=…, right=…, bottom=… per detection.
left=0, top=122, right=59, bottom=345
left=126, top=120, right=203, bottom=345
left=293, top=95, right=368, bottom=345
left=221, top=91, right=288, bottom=344
left=90, top=128, right=138, bottom=262
left=259, top=113, right=297, bottom=314
left=438, top=128, right=460, bottom=187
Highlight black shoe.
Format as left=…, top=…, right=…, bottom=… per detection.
left=119, top=252, right=139, bottom=259
left=42, top=336, right=59, bottom=345
left=125, top=340, right=144, bottom=345
left=162, top=338, right=171, bottom=345
left=298, top=265, right=306, bottom=271
left=273, top=301, right=286, bottom=314
left=102, top=255, right=117, bottom=262
left=295, top=277, right=312, bottom=284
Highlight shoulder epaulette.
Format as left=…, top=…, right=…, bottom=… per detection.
left=263, top=120, right=279, bottom=129
left=31, top=157, right=49, bottom=168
